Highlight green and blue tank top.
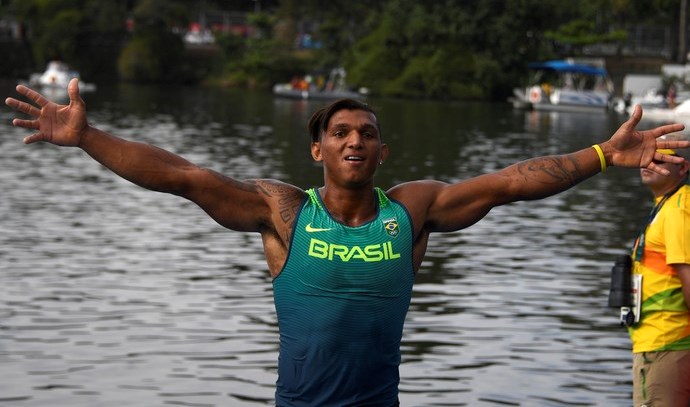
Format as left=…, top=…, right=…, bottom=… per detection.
left=273, top=187, right=415, bottom=406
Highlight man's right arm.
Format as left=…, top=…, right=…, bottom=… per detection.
left=6, top=78, right=280, bottom=234
left=77, top=125, right=275, bottom=233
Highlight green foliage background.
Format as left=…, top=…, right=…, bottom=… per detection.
left=0, top=0, right=685, bottom=100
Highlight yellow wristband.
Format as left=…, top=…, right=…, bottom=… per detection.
left=592, top=144, right=607, bottom=173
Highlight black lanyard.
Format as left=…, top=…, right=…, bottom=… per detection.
left=633, top=183, right=684, bottom=262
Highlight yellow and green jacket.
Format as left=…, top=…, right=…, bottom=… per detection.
left=629, top=184, right=690, bottom=353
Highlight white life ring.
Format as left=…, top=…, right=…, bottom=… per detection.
left=529, top=87, right=541, bottom=104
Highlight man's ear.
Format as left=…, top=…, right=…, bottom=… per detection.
left=379, top=143, right=389, bottom=164
left=311, top=141, right=322, bottom=161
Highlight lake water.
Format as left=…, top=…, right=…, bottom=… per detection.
left=0, top=81, right=669, bottom=406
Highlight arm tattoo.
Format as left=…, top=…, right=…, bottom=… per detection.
left=278, top=194, right=301, bottom=224
left=253, top=180, right=286, bottom=197
left=209, top=170, right=259, bottom=193
left=518, top=156, right=582, bottom=186
left=253, top=180, right=303, bottom=240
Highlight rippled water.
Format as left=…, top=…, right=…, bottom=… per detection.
left=1, top=81, right=661, bottom=406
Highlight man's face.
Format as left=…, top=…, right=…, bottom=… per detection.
left=640, top=158, right=689, bottom=193
left=311, top=109, right=388, bottom=188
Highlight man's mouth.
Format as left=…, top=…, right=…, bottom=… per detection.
left=345, top=156, right=365, bottom=162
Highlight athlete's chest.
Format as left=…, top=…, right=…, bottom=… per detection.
left=286, top=204, right=412, bottom=293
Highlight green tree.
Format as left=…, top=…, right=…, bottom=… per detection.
left=10, top=0, right=128, bottom=81
left=210, top=11, right=316, bottom=88
left=345, top=0, right=498, bottom=99
left=6, top=0, right=685, bottom=97
left=477, top=0, right=582, bottom=99
left=276, top=0, right=385, bottom=68
left=117, top=0, right=196, bottom=83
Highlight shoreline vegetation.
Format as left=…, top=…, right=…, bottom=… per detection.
left=0, top=0, right=686, bottom=102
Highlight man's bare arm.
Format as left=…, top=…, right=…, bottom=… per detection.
left=408, top=105, right=688, bottom=233
left=6, top=78, right=281, bottom=233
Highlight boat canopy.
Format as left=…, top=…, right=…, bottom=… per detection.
left=528, top=60, right=607, bottom=76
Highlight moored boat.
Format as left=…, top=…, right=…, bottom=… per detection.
left=512, top=59, right=614, bottom=112
left=272, top=84, right=365, bottom=100
left=21, top=61, right=96, bottom=93
left=272, top=67, right=367, bottom=100
left=637, top=99, right=690, bottom=124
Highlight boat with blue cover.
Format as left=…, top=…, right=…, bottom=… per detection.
left=511, top=59, right=614, bottom=112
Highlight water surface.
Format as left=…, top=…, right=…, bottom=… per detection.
left=0, top=81, right=660, bottom=406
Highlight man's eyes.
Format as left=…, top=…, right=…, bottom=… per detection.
left=330, top=129, right=377, bottom=138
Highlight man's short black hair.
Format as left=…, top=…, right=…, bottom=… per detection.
left=307, top=98, right=379, bottom=142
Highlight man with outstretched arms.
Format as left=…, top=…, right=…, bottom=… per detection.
left=6, top=79, right=689, bottom=406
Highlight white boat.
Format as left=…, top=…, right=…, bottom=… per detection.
left=613, top=73, right=690, bottom=115
left=272, top=67, right=367, bottom=100
left=638, top=99, right=690, bottom=124
left=511, top=60, right=614, bottom=112
left=272, top=84, right=366, bottom=100
left=22, top=61, right=96, bottom=93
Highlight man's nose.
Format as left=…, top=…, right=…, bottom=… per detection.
left=346, top=131, right=365, bottom=147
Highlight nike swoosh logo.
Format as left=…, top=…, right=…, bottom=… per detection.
left=305, top=223, right=332, bottom=233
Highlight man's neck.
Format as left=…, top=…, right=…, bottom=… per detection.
left=652, top=179, right=685, bottom=198
left=318, top=186, right=378, bottom=227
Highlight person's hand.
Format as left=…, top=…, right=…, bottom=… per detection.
left=605, top=105, right=688, bottom=174
left=5, top=78, right=88, bottom=146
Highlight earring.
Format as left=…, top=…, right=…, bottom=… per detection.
left=379, top=160, right=383, bottom=165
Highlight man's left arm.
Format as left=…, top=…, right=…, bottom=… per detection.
left=415, top=106, right=688, bottom=233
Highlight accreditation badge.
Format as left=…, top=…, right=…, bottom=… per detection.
left=632, top=274, right=642, bottom=324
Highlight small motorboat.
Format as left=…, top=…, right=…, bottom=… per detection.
left=21, top=61, right=96, bottom=93
left=272, top=83, right=366, bottom=100
left=272, top=67, right=367, bottom=100
left=511, top=59, right=614, bottom=112
left=638, top=99, right=690, bottom=124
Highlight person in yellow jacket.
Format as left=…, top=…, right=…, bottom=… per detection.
left=629, top=134, right=690, bottom=407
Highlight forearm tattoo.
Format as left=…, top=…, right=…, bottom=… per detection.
left=517, top=155, right=583, bottom=187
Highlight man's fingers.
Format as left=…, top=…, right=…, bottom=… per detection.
left=625, top=104, right=643, bottom=128
left=654, top=124, right=686, bottom=138
left=68, top=78, right=80, bottom=103
left=657, top=133, right=690, bottom=146
left=651, top=166, right=671, bottom=176
left=5, top=97, right=20, bottom=110
left=15, top=84, right=49, bottom=107
left=655, top=150, right=687, bottom=164
left=12, top=118, right=39, bottom=129
left=647, top=161, right=671, bottom=176
left=6, top=97, right=41, bottom=117
left=23, top=133, right=46, bottom=145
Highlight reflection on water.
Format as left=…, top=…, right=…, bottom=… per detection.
left=1, top=81, right=658, bottom=406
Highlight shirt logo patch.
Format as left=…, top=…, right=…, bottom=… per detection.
left=305, top=223, right=332, bottom=233
left=382, top=217, right=399, bottom=237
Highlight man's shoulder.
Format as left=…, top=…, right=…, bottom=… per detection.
left=248, top=180, right=307, bottom=220
left=252, top=179, right=306, bottom=199
left=670, top=184, right=690, bottom=208
left=385, top=180, right=446, bottom=203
